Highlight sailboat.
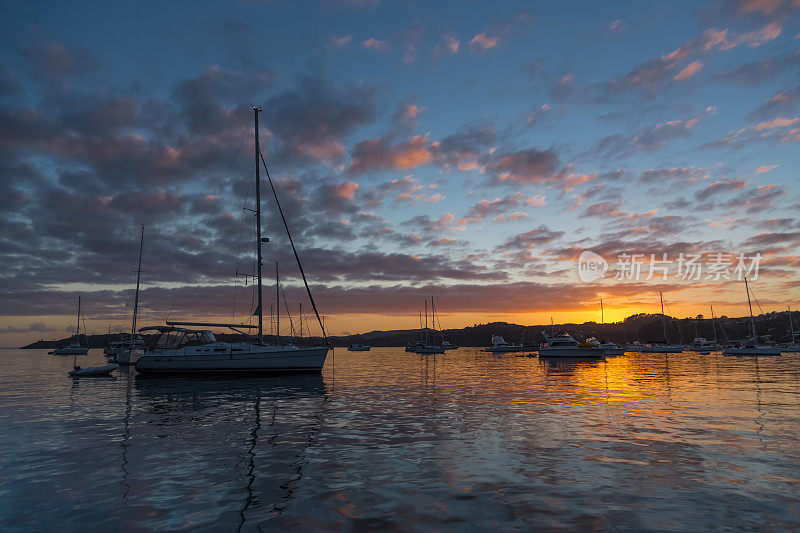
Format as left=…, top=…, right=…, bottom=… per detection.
left=781, top=306, right=800, bottom=353
left=51, top=296, right=89, bottom=355
left=640, top=292, right=685, bottom=353
left=592, top=299, right=625, bottom=355
left=135, top=107, right=330, bottom=373
left=722, top=278, right=781, bottom=356
left=409, top=298, right=445, bottom=354
left=117, top=225, right=146, bottom=365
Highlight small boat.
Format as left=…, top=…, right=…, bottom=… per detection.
left=441, top=340, right=458, bottom=350
left=722, top=278, right=781, bottom=357
left=538, top=332, right=605, bottom=358
left=482, top=335, right=525, bottom=353
left=52, top=296, right=89, bottom=356
left=407, top=298, right=445, bottom=354
left=347, top=344, right=371, bottom=351
left=69, top=363, right=119, bottom=377
left=595, top=300, right=625, bottom=355
left=782, top=306, right=799, bottom=353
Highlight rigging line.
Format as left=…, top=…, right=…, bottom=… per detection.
left=166, top=115, right=253, bottom=321
left=258, top=151, right=328, bottom=344
left=278, top=281, right=295, bottom=337
left=233, top=160, right=257, bottom=322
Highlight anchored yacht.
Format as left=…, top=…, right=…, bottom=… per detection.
left=538, top=332, right=605, bottom=358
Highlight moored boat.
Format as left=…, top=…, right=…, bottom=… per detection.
left=52, top=296, right=89, bottom=356
left=538, top=332, right=605, bottom=358
left=482, top=335, right=524, bottom=353
left=347, top=344, right=371, bottom=351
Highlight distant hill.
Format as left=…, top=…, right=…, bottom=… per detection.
left=20, top=310, right=799, bottom=349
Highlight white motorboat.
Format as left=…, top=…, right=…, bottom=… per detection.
left=538, top=332, right=605, bottom=358
left=52, top=296, right=89, bottom=356
left=104, top=337, right=144, bottom=357
left=482, top=335, right=525, bottom=353
left=442, top=340, right=458, bottom=350
left=347, top=344, right=371, bottom=351
left=722, top=278, right=781, bottom=357
left=69, top=363, right=119, bottom=377
left=135, top=108, right=329, bottom=374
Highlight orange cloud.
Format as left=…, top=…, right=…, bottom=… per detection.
left=674, top=60, right=704, bottom=80
left=333, top=181, right=359, bottom=199
left=363, top=38, right=388, bottom=51
left=755, top=117, right=799, bottom=130
left=756, top=164, right=779, bottom=173
left=470, top=33, right=498, bottom=49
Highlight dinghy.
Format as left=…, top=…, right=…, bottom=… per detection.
left=69, top=363, right=119, bottom=377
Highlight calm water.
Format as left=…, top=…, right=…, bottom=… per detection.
left=1, top=348, right=799, bottom=531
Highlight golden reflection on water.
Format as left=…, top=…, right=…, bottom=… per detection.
left=1, top=348, right=800, bottom=531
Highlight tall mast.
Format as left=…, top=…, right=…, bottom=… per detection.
left=254, top=107, right=264, bottom=342
left=660, top=292, right=667, bottom=343
left=745, top=277, right=755, bottom=340
left=300, top=302, right=303, bottom=339
left=275, top=262, right=279, bottom=345
left=711, top=305, right=717, bottom=343
left=431, top=295, right=437, bottom=343
left=600, top=298, right=604, bottom=342
left=789, top=306, right=796, bottom=344
left=424, top=299, right=428, bottom=343
left=76, top=295, right=81, bottom=344
left=130, top=224, right=144, bottom=353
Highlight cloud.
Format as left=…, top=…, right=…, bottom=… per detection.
left=754, top=116, right=799, bottom=130
left=674, top=60, right=704, bottom=80
left=487, top=148, right=560, bottom=184
left=470, top=33, right=499, bottom=49
left=349, top=135, right=434, bottom=174
left=443, top=35, right=460, bottom=53
left=756, top=164, right=779, bottom=173
left=695, top=178, right=748, bottom=200
left=329, top=35, right=353, bottom=47
left=363, top=38, right=388, bottom=51
left=497, top=226, right=565, bottom=251
left=459, top=193, right=526, bottom=224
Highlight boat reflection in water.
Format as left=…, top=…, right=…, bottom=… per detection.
left=128, top=373, right=327, bottom=529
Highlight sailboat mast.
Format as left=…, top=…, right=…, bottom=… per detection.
left=710, top=305, right=717, bottom=343
left=76, top=295, right=81, bottom=345
left=745, top=277, right=755, bottom=340
left=275, top=262, right=279, bottom=345
left=789, top=306, right=796, bottom=343
left=130, top=224, right=144, bottom=352
left=660, top=292, right=667, bottom=343
left=424, top=299, right=428, bottom=343
left=254, top=107, right=264, bottom=342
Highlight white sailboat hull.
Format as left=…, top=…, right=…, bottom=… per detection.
left=639, top=345, right=684, bottom=353
left=116, top=350, right=143, bottom=365
left=51, top=346, right=89, bottom=356
left=135, top=344, right=329, bottom=373
left=722, top=346, right=781, bottom=356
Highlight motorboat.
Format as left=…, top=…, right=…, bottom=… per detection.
left=51, top=296, right=89, bottom=356
left=134, top=108, right=329, bottom=374
left=689, top=337, right=717, bottom=354
left=722, top=278, right=781, bottom=357
left=441, top=340, right=458, bottom=350
left=347, top=344, right=371, bottom=351
left=69, top=363, right=119, bottom=377
left=135, top=326, right=329, bottom=373
left=538, top=332, right=605, bottom=358
left=482, top=335, right=525, bottom=353
left=586, top=337, right=625, bottom=355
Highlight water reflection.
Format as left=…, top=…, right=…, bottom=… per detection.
left=1, top=349, right=799, bottom=531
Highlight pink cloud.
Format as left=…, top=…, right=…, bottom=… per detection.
left=755, top=116, right=799, bottom=130
left=738, top=0, right=783, bottom=14
left=329, top=35, right=353, bottom=47
left=470, top=33, right=499, bottom=49
left=333, top=181, right=359, bottom=199
left=526, top=194, right=546, bottom=206
left=363, top=38, right=388, bottom=51
left=349, top=135, right=434, bottom=173
left=756, top=164, right=779, bottom=173
left=674, top=60, right=704, bottom=80
left=444, top=35, right=460, bottom=53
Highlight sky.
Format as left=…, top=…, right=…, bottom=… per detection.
left=1, top=0, right=799, bottom=346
